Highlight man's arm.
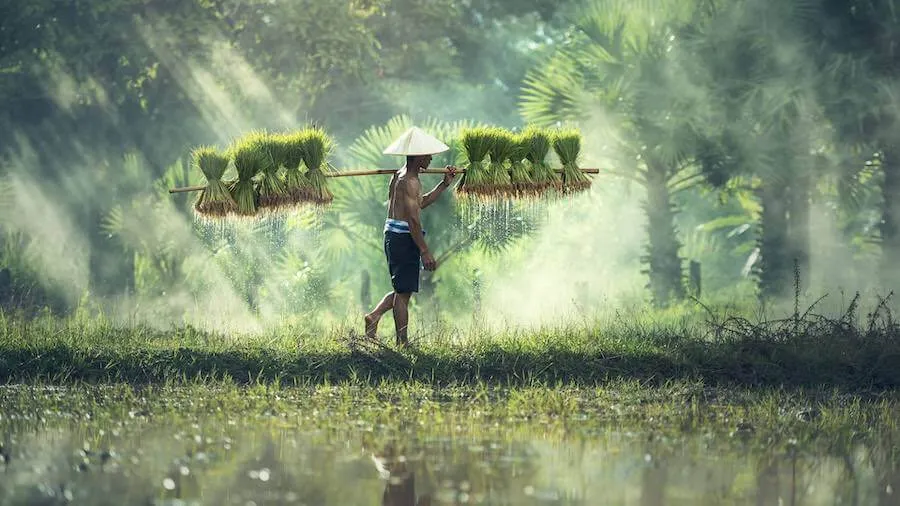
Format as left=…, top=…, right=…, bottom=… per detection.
left=402, top=179, right=436, bottom=270
left=421, top=180, right=449, bottom=209
left=403, top=179, right=428, bottom=253
left=421, top=166, right=457, bottom=209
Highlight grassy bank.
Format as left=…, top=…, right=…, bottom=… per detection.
left=2, top=301, right=898, bottom=389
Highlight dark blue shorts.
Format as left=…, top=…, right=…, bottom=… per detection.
left=384, top=231, right=421, bottom=294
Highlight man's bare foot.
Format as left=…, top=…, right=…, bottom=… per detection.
left=364, top=313, right=379, bottom=339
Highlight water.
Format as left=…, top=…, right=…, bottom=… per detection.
left=1, top=387, right=897, bottom=505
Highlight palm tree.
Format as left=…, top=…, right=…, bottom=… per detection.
left=685, top=0, right=831, bottom=299
left=323, top=115, right=540, bottom=317
left=805, top=0, right=900, bottom=289
left=519, top=0, right=706, bottom=306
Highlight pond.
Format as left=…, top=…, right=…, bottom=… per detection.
left=0, top=385, right=897, bottom=505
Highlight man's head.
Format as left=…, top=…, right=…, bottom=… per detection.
left=406, top=154, right=433, bottom=171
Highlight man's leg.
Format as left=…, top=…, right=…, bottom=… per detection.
left=365, top=291, right=395, bottom=339
left=392, top=292, right=412, bottom=347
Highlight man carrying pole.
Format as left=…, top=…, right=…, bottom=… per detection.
left=364, top=127, right=457, bottom=347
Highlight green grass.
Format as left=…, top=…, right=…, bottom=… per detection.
left=2, top=299, right=898, bottom=504
left=1, top=305, right=898, bottom=389
left=1, top=380, right=897, bottom=435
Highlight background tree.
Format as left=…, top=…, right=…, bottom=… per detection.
left=0, top=0, right=575, bottom=315
left=804, top=0, right=900, bottom=288
left=519, top=0, right=707, bottom=306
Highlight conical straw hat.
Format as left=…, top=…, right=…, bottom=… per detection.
left=383, top=126, right=450, bottom=156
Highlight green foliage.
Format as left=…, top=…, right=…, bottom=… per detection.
left=300, top=126, right=336, bottom=205
left=518, top=0, right=707, bottom=306
left=522, top=125, right=560, bottom=191
left=192, top=147, right=236, bottom=216
left=0, top=0, right=583, bottom=318
left=485, top=127, right=514, bottom=193
left=520, top=52, right=589, bottom=127
left=507, top=133, right=534, bottom=195
left=229, top=141, right=264, bottom=216
left=0, top=231, right=66, bottom=315
left=193, top=147, right=229, bottom=182
left=461, top=127, right=494, bottom=165
left=281, top=131, right=314, bottom=205
left=253, top=133, right=291, bottom=210
left=6, top=0, right=900, bottom=321
left=457, top=127, right=495, bottom=197
left=552, top=127, right=590, bottom=193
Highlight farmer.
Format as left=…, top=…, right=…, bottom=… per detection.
left=364, top=127, right=457, bottom=347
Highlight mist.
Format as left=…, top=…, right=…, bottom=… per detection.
left=2, top=0, right=899, bottom=334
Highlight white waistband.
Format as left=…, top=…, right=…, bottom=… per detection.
left=384, top=218, right=410, bottom=234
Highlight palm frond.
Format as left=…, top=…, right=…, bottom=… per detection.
left=519, top=51, right=592, bottom=127
left=0, top=176, right=14, bottom=219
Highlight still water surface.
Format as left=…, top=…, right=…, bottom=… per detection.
left=0, top=386, right=897, bottom=505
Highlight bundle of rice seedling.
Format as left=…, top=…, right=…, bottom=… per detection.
left=228, top=138, right=265, bottom=216
left=522, top=125, right=561, bottom=193
left=248, top=131, right=291, bottom=211
left=552, top=128, right=590, bottom=193
left=282, top=131, right=314, bottom=205
left=192, top=146, right=237, bottom=217
left=485, top=128, right=514, bottom=196
left=300, top=126, right=335, bottom=205
left=455, top=127, right=494, bottom=198
left=506, top=133, right=534, bottom=198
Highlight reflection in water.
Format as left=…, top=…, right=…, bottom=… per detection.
left=1, top=420, right=899, bottom=504
left=372, top=442, right=431, bottom=506
left=640, top=455, right=666, bottom=506
left=875, top=430, right=900, bottom=506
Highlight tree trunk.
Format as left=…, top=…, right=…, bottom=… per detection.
left=881, top=146, right=900, bottom=288
left=360, top=269, right=371, bottom=309
left=642, top=162, right=684, bottom=307
left=787, top=170, right=811, bottom=293
left=757, top=182, right=792, bottom=299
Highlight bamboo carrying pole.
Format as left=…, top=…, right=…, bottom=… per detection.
left=169, top=167, right=601, bottom=193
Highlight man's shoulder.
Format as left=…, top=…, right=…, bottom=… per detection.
left=397, top=174, right=422, bottom=190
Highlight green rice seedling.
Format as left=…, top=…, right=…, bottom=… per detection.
left=300, top=126, right=335, bottom=205
left=192, top=146, right=237, bottom=217
left=228, top=137, right=265, bottom=216
left=455, top=126, right=494, bottom=199
left=486, top=128, right=514, bottom=196
left=553, top=128, right=590, bottom=194
left=506, top=133, right=534, bottom=198
left=249, top=132, right=291, bottom=211
left=523, top=125, right=561, bottom=194
left=282, top=131, right=314, bottom=206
